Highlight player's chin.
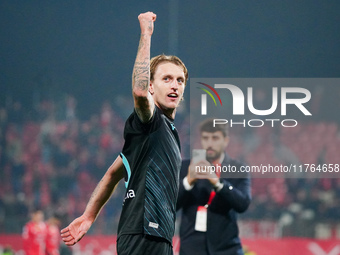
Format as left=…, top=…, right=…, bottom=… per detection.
left=165, top=101, right=179, bottom=109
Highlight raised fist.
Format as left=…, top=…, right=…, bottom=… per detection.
left=138, top=11, right=157, bottom=36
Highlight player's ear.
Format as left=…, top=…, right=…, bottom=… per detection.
left=149, top=82, right=154, bottom=95
left=181, top=93, right=184, bottom=101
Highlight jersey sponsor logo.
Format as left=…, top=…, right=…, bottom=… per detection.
left=149, top=222, right=159, bottom=229
left=124, top=189, right=135, bottom=202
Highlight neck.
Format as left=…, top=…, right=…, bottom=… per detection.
left=165, top=109, right=176, bottom=120
left=155, top=103, right=176, bottom=120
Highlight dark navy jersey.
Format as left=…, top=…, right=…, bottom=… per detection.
left=118, top=106, right=181, bottom=243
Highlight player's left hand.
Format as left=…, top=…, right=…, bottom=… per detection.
left=60, top=215, right=93, bottom=246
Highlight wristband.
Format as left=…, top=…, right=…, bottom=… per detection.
left=213, top=180, right=224, bottom=192
left=183, top=177, right=195, bottom=191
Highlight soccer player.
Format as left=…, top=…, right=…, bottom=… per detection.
left=46, top=216, right=61, bottom=255
left=22, top=209, right=47, bottom=255
left=61, top=11, right=188, bottom=255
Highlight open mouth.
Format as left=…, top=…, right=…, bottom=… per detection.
left=168, top=93, right=178, bottom=98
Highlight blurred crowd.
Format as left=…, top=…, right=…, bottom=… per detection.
left=0, top=95, right=127, bottom=234
left=0, top=92, right=339, bottom=238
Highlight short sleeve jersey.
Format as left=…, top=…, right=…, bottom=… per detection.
left=118, top=106, right=181, bottom=243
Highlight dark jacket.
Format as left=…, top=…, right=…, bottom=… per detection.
left=177, top=155, right=251, bottom=255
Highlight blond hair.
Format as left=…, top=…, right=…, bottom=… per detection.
left=150, top=54, right=188, bottom=84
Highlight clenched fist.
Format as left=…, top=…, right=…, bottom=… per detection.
left=138, top=11, right=157, bottom=36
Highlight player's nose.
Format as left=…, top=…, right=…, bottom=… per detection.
left=171, top=80, right=179, bottom=90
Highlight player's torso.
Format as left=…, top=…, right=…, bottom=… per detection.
left=119, top=108, right=181, bottom=242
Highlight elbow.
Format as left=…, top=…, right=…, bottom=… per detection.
left=107, top=170, right=119, bottom=182
left=133, top=90, right=150, bottom=108
left=133, top=90, right=149, bottom=101
left=132, top=78, right=149, bottom=98
left=106, top=158, right=125, bottom=182
left=235, top=196, right=252, bottom=213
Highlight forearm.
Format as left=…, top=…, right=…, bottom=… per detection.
left=83, top=157, right=124, bottom=221
left=216, top=179, right=251, bottom=213
left=132, top=34, right=151, bottom=97
left=177, top=161, right=195, bottom=210
left=132, top=12, right=156, bottom=122
left=132, top=34, right=154, bottom=122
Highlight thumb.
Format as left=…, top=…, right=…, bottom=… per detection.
left=152, top=13, right=157, bottom=21
left=76, top=231, right=86, bottom=243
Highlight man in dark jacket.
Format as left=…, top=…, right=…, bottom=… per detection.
left=177, top=119, right=251, bottom=255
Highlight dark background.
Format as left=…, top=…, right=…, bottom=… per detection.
left=1, top=1, right=340, bottom=242
left=1, top=1, right=339, bottom=118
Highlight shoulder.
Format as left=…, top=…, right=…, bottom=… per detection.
left=223, top=153, right=245, bottom=167
left=124, top=107, right=163, bottom=135
left=222, top=154, right=250, bottom=179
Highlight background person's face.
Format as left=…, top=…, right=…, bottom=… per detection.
left=201, top=131, right=229, bottom=162
left=32, top=211, right=44, bottom=223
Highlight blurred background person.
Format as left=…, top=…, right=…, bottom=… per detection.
left=46, top=215, right=61, bottom=255
left=22, top=209, right=47, bottom=255
left=177, top=119, right=251, bottom=255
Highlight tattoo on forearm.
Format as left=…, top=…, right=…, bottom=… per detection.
left=133, top=39, right=150, bottom=92
left=133, top=62, right=149, bottom=91
left=132, top=34, right=150, bottom=90
left=133, top=61, right=149, bottom=76
left=135, top=80, right=148, bottom=90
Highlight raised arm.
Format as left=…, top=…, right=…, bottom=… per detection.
left=60, top=156, right=125, bottom=246
left=132, top=12, right=156, bottom=123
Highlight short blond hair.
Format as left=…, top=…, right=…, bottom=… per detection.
left=150, top=54, right=188, bottom=85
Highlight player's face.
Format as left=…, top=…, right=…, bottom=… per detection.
left=150, top=62, right=185, bottom=113
left=32, top=211, right=44, bottom=222
left=201, top=131, right=229, bottom=162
